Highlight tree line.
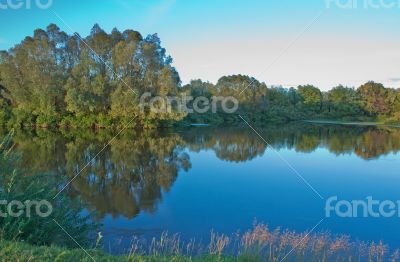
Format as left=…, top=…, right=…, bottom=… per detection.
left=182, top=77, right=400, bottom=125
left=0, top=24, right=399, bottom=128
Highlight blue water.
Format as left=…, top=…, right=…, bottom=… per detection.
left=98, top=126, right=400, bottom=252
left=10, top=124, right=400, bottom=253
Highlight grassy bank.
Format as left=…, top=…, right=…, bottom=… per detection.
left=0, top=225, right=400, bottom=262
left=0, top=240, right=240, bottom=262
left=2, top=223, right=398, bottom=262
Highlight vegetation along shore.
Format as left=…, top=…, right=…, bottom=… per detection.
left=0, top=24, right=399, bottom=129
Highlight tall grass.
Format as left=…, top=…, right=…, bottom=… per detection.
left=117, top=223, right=398, bottom=262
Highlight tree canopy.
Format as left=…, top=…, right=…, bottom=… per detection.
left=0, top=24, right=399, bottom=128
left=0, top=24, right=181, bottom=128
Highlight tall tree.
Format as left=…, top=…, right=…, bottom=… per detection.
left=357, top=81, right=390, bottom=116
left=327, top=85, right=361, bottom=116
left=297, top=85, right=322, bottom=112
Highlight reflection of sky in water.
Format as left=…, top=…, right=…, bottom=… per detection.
left=102, top=144, right=400, bottom=253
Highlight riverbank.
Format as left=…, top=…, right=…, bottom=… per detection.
left=1, top=223, right=396, bottom=262
left=0, top=240, right=237, bottom=262
left=304, top=120, right=400, bottom=128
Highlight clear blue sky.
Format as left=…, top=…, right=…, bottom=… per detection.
left=1, top=0, right=399, bottom=89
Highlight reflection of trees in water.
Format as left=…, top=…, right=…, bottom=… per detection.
left=288, top=124, right=400, bottom=160
left=10, top=129, right=67, bottom=175
left=9, top=124, right=400, bottom=219
left=354, top=128, right=400, bottom=160
left=181, top=128, right=266, bottom=162
left=181, top=124, right=400, bottom=161
left=65, top=132, right=191, bottom=219
left=274, top=124, right=400, bottom=160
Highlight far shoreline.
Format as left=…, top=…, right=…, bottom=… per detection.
left=304, top=120, right=400, bottom=128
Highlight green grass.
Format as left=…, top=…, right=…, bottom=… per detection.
left=0, top=240, right=243, bottom=262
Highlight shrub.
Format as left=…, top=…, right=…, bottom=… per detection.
left=0, top=131, right=99, bottom=248
left=35, top=112, right=59, bottom=128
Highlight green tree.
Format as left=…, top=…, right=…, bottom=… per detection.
left=357, top=81, right=390, bottom=116
left=327, top=85, right=361, bottom=116
left=297, top=85, right=322, bottom=112
left=0, top=25, right=69, bottom=127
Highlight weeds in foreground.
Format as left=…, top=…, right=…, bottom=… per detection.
left=0, top=131, right=99, bottom=248
left=118, top=223, right=397, bottom=262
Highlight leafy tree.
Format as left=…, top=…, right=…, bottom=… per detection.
left=182, top=79, right=215, bottom=98
left=215, top=75, right=266, bottom=110
left=327, top=85, right=362, bottom=116
left=0, top=25, right=68, bottom=127
left=297, top=85, right=322, bottom=112
left=357, top=81, right=390, bottom=116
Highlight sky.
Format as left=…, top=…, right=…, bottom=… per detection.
left=0, top=0, right=399, bottom=90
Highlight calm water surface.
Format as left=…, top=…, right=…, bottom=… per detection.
left=9, top=123, right=400, bottom=253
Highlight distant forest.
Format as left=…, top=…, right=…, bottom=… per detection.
left=0, top=24, right=399, bottom=129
